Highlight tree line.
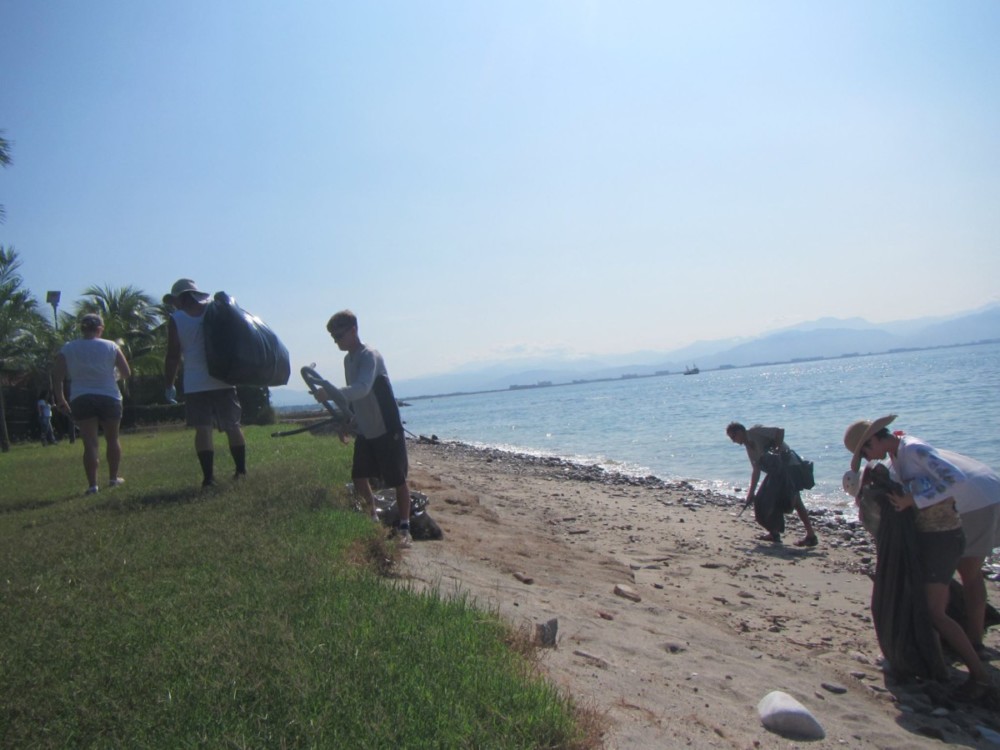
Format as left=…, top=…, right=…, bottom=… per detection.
left=0, top=248, right=274, bottom=451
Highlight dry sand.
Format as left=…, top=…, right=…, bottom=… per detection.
left=400, top=439, right=1000, bottom=749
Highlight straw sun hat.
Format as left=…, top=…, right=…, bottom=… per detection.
left=843, top=414, right=897, bottom=473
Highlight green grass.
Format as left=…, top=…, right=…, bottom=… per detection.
left=1, top=428, right=589, bottom=749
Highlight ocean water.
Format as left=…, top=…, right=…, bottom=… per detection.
left=401, top=343, right=1000, bottom=512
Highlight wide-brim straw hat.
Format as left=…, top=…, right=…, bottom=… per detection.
left=163, top=278, right=209, bottom=306
left=843, top=414, right=897, bottom=472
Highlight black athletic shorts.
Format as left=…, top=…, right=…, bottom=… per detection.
left=71, top=394, right=123, bottom=422
left=352, top=430, right=408, bottom=487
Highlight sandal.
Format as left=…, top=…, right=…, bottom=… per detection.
left=795, top=534, right=819, bottom=548
left=757, top=532, right=782, bottom=544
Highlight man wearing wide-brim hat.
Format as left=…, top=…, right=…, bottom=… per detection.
left=843, top=415, right=999, bottom=698
left=163, top=278, right=248, bottom=487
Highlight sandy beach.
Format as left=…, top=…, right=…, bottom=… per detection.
left=401, top=439, right=1000, bottom=749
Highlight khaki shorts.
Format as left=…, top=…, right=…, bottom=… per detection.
left=185, top=389, right=242, bottom=430
left=960, top=504, right=1000, bottom=558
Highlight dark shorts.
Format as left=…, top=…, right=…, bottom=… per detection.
left=185, top=389, right=242, bottom=430
left=917, top=528, right=965, bottom=584
left=71, top=394, right=123, bottom=422
left=353, top=431, right=408, bottom=488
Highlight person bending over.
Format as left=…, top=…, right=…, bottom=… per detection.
left=727, top=421, right=818, bottom=547
left=845, top=415, right=999, bottom=673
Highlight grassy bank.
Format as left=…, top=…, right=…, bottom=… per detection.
left=1, top=427, right=588, bottom=748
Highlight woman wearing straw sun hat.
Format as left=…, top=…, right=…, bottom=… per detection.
left=844, top=415, right=998, bottom=699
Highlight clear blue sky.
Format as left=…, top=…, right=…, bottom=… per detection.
left=2, top=1, right=999, bottom=388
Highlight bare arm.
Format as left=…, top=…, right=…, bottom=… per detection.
left=52, top=353, right=70, bottom=412
left=748, top=464, right=761, bottom=499
left=115, top=347, right=131, bottom=382
left=164, top=317, right=181, bottom=388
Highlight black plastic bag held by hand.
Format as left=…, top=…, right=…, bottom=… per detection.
left=203, top=292, right=291, bottom=386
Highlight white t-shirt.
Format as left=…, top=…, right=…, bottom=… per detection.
left=59, top=338, right=123, bottom=400
left=172, top=309, right=232, bottom=393
left=890, top=434, right=1000, bottom=514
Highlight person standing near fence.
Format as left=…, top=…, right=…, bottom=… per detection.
left=37, top=392, right=57, bottom=445
left=52, top=314, right=131, bottom=494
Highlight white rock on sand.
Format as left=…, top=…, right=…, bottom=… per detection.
left=402, top=440, right=1000, bottom=749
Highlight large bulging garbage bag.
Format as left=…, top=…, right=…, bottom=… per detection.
left=203, top=292, right=291, bottom=386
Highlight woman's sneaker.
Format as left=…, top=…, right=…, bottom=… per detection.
left=85, top=485, right=99, bottom=495
left=109, top=477, right=125, bottom=487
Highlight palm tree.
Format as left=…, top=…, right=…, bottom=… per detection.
left=77, top=284, right=165, bottom=377
left=0, top=130, right=11, bottom=224
left=0, top=247, right=49, bottom=451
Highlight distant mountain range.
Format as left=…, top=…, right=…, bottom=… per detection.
left=389, top=303, right=1000, bottom=399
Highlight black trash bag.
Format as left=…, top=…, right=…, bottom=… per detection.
left=365, top=487, right=444, bottom=541
left=861, top=464, right=948, bottom=682
left=753, top=472, right=786, bottom=535
left=753, top=450, right=800, bottom=534
left=203, top=292, right=291, bottom=386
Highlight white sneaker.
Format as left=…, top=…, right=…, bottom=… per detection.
left=109, top=477, right=125, bottom=487
left=398, top=529, right=412, bottom=548
left=85, top=485, right=99, bottom=495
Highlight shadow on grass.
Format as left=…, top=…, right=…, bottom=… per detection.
left=1, top=499, right=62, bottom=514
left=92, top=487, right=207, bottom=512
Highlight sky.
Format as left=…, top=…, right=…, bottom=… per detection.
left=2, top=1, right=999, bottom=391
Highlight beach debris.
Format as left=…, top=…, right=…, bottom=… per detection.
left=597, top=610, right=615, bottom=621
left=535, top=618, right=558, bottom=647
left=757, top=690, right=826, bottom=740
left=572, top=649, right=610, bottom=669
left=821, top=682, right=847, bottom=694
left=613, top=583, right=642, bottom=602
left=513, top=572, right=534, bottom=585
left=661, top=642, right=686, bottom=654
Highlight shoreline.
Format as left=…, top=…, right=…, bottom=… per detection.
left=402, top=438, right=1000, bottom=749
left=410, top=437, right=999, bottom=578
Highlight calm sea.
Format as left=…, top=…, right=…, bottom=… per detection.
left=401, top=343, right=1000, bottom=512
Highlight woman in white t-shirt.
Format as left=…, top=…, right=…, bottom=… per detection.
left=53, top=313, right=131, bottom=495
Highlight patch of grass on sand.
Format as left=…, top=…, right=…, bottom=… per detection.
left=1, top=426, right=592, bottom=748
